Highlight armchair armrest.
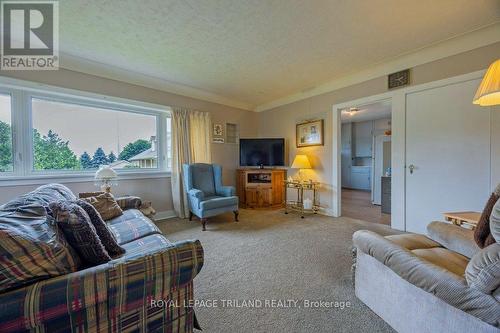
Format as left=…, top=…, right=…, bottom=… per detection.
left=217, top=185, right=235, bottom=197
left=0, top=240, right=204, bottom=332
left=107, top=239, right=204, bottom=313
left=188, top=189, right=204, bottom=200
left=427, top=221, right=479, bottom=259
left=115, top=196, right=142, bottom=210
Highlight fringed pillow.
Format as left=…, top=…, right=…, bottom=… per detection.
left=49, top=201, right=111, bottom=266
left=76, top=199, right=125, bottom=258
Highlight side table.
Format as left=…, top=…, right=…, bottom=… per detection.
left=284, top=181, right=320, bottom=218
left=443, top=211, right=480, bottom=230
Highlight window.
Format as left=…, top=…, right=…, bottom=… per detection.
left=32, top=98, right=158, bottom=171
left=0, top=94, right=12, bottom=173
left=0, top=79, right=171, bottom=180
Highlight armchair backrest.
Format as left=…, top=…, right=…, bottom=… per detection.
left=183, top=163, right=219, bottom=196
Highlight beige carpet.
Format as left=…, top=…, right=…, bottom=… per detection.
left=157, top=209, right=402, bottom=333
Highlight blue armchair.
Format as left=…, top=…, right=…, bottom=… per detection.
left=183, top=163, right=239, bottom=230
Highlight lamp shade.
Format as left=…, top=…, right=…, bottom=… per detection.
left=291, top=155, right=311, bottom=169
left=473, top=59, right=500, bottom=106
left=95, top=165, right=117, bottom=180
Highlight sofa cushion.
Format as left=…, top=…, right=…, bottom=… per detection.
left=107, top=209, right=161, bottom=245
left=411, top=248, right=469, bottom=276
left=0, top=205, right=80, bottom=293
left=200, top=196, right=238, bottom=211
left=465, top=243, right=500, bottom=294
left=490, top=197, right=500, bottom=243
left=50, top=201, right=111, bottom=266
left=427, top=221, right=479, bottom=259
left=120, top=233, right=173, bottom=260
left=385, top=234, right=442, bottom=250
left=81, top=192, right=123, bottom=221
left=76, top=199, right=125, bottom=258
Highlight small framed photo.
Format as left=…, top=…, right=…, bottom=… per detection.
left=213, top=137, right=225, bottom=144
left=213, top=124, right=224, bottom=137
left=296, top=119, right=324, bottom=147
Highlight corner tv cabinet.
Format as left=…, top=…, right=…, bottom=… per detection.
left=236, top=169, right=286, bottom=209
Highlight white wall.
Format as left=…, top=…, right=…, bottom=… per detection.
left=258, top=43, right=500, bottom=223
left=492, top=105, right=500, bottom=190
left=0, top=177, right=173, bottom=216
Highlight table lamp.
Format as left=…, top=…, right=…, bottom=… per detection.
left=291, top=154, right=311, bottom=181
left=473, top=59, right=500, bottom=106
left=95, top=165, right=117, bottom=193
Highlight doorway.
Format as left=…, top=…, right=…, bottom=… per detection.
left=339, top=100, right=392, bottom=224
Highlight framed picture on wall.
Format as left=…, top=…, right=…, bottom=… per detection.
left=213, top=123, right=224, bottom=137
left=296, top=119, right=324, bottom=147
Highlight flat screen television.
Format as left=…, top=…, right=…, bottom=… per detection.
left=239, top=138, right=285, bottom=167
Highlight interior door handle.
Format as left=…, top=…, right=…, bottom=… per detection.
left=408, top=164, right=416, bottom=174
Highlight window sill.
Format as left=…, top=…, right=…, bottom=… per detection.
left=0, top=171, right=171, bottom=187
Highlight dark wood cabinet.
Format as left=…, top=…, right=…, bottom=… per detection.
left=237, top=169, right=286, bottom=209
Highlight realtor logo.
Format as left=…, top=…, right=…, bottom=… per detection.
left=1, top=0, right=59, bottom=70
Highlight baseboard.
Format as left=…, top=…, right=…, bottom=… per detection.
left=152, top=208, right=333, bottom=221
left=318, top=207, right=334, bottom=216
left=154, top=210, right=177, bottom=221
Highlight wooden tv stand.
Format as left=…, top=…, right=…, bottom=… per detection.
left=236, top=169, right=286, bottom=209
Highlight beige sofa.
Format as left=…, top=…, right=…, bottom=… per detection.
left=353, top=221, right=500, bottom=333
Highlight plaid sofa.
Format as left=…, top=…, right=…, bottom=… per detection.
left=0, top=184, right=204, bottom=333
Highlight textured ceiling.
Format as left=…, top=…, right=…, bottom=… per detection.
left=60, top=0, right=500, bottom=109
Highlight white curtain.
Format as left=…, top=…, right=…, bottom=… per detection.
left=170, top=107, right=212, bottom=218
left=189, top=111, right=212, bottom=163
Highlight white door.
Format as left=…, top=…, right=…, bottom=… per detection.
left=372, top=135, right=391, bottom=205
left=405, top=78, right=490, bottom=234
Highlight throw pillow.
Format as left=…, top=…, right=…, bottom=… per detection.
left=0, top=204, right=80, bottom=293
left=79, top=191, right=106, bottom=199
left=474, top=192, right=499, bottom=248
left=465, top=242, right=500, bottom=294
left=81, top=192, right=123, bottom=221
left=49, top=201, right=111, bottom=266
left=490, top=197, right=500, bottom=243
left=76, top=199, right=125, bottom=257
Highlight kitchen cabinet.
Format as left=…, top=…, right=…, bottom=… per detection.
left=351, top=166, right=371, bottom=190
left=352, top=121, right=373, bottom=157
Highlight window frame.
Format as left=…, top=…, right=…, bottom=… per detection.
left=0, top=77, right=172, bottom=186
left=0, top=89, right=15, bottom=175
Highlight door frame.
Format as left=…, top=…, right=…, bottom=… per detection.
left=331, top=69, right=486, bottom=231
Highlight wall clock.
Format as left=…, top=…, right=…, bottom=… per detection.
left=388, top=69, right=410, bottom=89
